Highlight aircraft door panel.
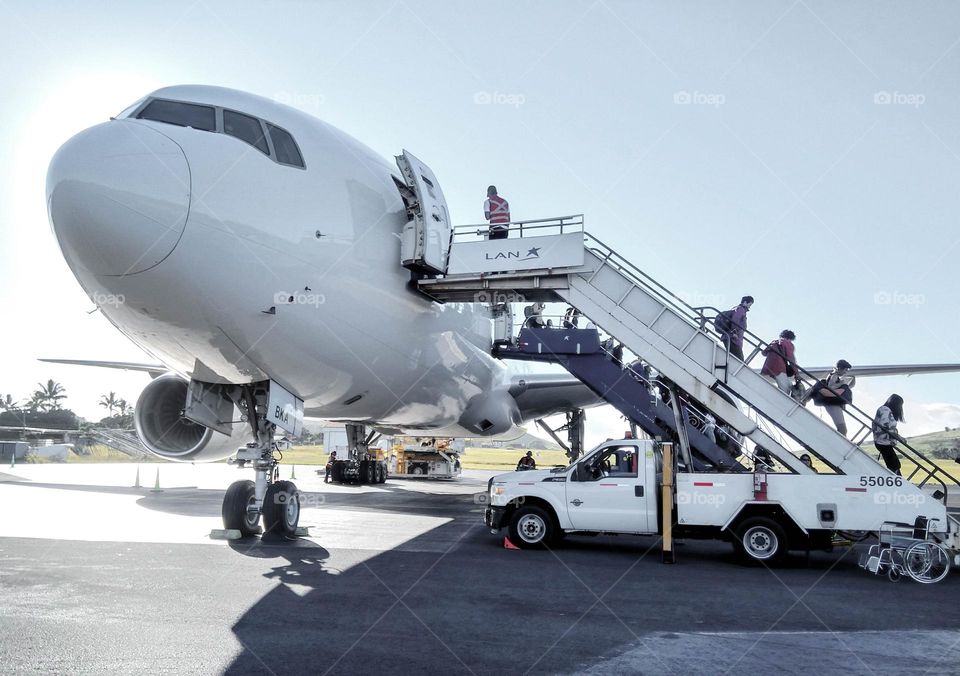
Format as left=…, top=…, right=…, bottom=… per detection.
left=395, top=150, right=451, bottom=275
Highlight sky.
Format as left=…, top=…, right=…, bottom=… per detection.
left=1, top=1, right=959, bottom=444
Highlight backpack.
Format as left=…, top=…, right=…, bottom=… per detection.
left=714, top=309, right=735, bottom=334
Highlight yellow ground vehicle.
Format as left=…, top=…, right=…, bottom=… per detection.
left=389, top=437, right=463, bottom=479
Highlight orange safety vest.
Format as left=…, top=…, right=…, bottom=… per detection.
left=487, top=195, right=511, bottom=225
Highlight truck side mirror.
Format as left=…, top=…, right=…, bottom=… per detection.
left=574, top=462, right=590, bottom=482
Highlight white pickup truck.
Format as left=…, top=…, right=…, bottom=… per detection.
left=484, top=438, right=954, bottom=563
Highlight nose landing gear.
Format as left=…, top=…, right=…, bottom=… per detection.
left=218, top=384, right=302, bottom=539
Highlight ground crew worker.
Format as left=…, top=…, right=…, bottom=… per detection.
left=324, top=450, right=337, bottom=483
left=517, top=450, right=536, bottom=470
left=484, top=185, right=511, bottom=239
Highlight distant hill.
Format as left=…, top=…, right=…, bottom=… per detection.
left=468, top=431, right=563, bottom=452
left=901, top=429, right=960, bottom=460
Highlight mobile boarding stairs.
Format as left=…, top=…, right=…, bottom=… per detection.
left=411, top=214, right=960, bottom=553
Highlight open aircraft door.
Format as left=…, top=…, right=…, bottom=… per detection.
left=396, top=150, right=451, bottom=275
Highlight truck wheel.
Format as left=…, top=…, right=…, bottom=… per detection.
left=736, top=517, right=788, bottom=564
left=508, top=506, right=555, bottom=549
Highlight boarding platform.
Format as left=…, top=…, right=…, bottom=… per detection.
left=411, top=215, right=960, bottom=507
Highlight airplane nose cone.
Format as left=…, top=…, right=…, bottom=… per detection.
left=46, top=121, right=190, bottom=276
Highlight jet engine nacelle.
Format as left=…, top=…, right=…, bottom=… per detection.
left=134, top=374, right=249, bottom=462
left=457, top=388, right=522, bottom=436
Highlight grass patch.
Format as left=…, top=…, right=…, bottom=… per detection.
left=69, top=444, right=144, bottom=463
left=279, top=445, right=327, bottom=466
left=461, top=447, right=570, bottom=471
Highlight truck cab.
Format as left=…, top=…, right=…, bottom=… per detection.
left=485, top=439, right=660, bottom=546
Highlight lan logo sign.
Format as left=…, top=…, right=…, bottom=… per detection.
left=486, top=247, right=541, bottom=261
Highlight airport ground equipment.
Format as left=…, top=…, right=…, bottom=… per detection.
left=535, top=409, right=586, bottom=462
left=324, top=424, right=389, bottom=485
left=83, top=428, right=150, bottom=458
left=859, top=520, right=952, bottom=583
left=485, top=436, right=958, bottom=565
left=389, top=437, right=463, bottom=479
left=416, top=216, right=960, bottom=560
left=497, top=327, right=747, bottom=473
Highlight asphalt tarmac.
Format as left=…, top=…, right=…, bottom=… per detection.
left=0, top=463, right=958, bottom=675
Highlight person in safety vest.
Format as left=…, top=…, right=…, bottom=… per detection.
left=484, top=185, right=511, bottom=240
left=517, top=450, right=536, bottom=471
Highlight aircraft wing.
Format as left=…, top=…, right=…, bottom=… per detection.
left=506, top=363, right=960, bottom=422
left=800, top=364, right=960, bottom=379
left=39, top=359, right=167, bottom=379
left=509, top=373, right=601, bottom=421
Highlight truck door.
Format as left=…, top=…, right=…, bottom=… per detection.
left=395, top=150, right=451, bottom=275
left=565, top=444, right=649, bottom=533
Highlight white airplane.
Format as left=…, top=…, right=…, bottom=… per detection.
left=44, top=85, right=960, bottom=537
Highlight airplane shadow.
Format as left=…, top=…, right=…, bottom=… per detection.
left=217, top=513, right=959, bottom=675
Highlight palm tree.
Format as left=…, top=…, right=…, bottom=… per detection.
left=99, top=392, right=120, bottom=416
left=0, top=394, right=19, bottom=412
left=117, top=398, right=133, bottom=416
left=33, top=379, right=67, bottom=412
left=26, top=391, right=46, bottom=413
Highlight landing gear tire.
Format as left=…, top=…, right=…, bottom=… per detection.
left=262, top=480, right=300, bottom=536
left=222, top=480, right=260, bottom=537
left=378, top=462, right=387, bottom=483
left=331, top=461, right=345, bottom=484
left=365, top=462, right=376, bottom=484
left=735, top=517, right=788, bottom=565
left=508, top=506, right=556, bottom=549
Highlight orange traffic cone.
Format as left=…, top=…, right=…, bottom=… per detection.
left=503, top=537, right=520, bottom=550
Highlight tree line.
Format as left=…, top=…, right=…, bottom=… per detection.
left=0, top=380, right=133, bottom=429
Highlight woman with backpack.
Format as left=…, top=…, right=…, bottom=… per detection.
left=873, top=394, right=905, bottom=475
left=716, top=296, right=753, bottom=360
left=760, top=330, right=799, bottom=393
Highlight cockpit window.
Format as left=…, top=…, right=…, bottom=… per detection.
left=114, top=98, right=146, bottom=120
left=223, top=109, right=269, bottom=155
left=267, top=123, right=304, bottom=168
left=137, top=99, right=216, bottom=132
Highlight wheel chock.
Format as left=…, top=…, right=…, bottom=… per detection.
left=503, top=537, right=520, bottom=550
left=294, top=526, right=311, bottom=537
left=209, top=529, right=244, bottom=540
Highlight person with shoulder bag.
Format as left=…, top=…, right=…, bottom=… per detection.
left=805, top=359, right=855, bottom=435
left=760, top=330, right=800, bottom=394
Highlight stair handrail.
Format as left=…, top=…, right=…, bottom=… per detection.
left=698, top=304, right=960, bottom=496
left=597, top=345, right=754, bottom=467
left=578, top=231, right=958, bottom=495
